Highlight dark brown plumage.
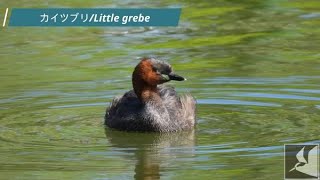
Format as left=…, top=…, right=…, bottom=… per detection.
left=105, top=58, right=196, bottom=132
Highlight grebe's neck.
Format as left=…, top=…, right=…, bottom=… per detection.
left=132, top=63, right=172, bottom=131
left=132, top=59, right=161, bottom=103
left=132, top=77, right=159, bottom=103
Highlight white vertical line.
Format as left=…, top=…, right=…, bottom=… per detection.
left=3, top=8, right=9, bottom=27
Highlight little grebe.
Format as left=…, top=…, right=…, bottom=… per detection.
left=105, top=58, right=196, bottom=132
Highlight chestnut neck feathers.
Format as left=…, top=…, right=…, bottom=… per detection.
left=132, top=59, right=159, bottom=102
left=132, top=58, right=185, bottom=103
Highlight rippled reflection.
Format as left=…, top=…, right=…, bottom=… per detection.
left=105, top=129, right=196, bottom=179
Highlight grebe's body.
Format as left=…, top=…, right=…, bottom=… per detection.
left=105, top=58, right=196, bottom=132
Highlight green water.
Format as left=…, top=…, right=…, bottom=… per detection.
left=1, top=0, right=320, bottom=179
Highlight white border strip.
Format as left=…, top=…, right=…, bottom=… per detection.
left=3, top=8, right=9, bottom=27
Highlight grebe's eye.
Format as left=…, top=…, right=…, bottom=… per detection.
left=152, top=67, right=161, bottom=74
left=152, top=67, right=157, bottom=72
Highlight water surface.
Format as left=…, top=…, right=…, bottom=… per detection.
left=1, top=0, right=320, bottom=179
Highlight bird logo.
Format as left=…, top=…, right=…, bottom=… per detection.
left=289, top=145, right=318, bottom=178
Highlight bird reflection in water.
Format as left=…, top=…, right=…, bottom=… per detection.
left=105, top=129, right=196, bottom=179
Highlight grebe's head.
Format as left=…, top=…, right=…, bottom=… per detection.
left=133, top=58, right=185, bottom=87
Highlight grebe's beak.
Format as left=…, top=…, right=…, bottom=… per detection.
left=168, top=73, right=186, bottom=81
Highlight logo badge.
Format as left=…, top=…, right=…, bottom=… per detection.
left=285, top=144, right=319, bottom=179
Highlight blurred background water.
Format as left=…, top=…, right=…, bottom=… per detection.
left=0, top=0, right=320, bottom=179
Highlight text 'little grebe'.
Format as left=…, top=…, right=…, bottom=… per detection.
left=105, top=58, right=196, bottom=132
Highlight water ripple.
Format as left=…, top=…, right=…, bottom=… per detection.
left=197, top=98, right=281, bottom=107
left=49, top=102, right=107, bottom=109
left=203, top=76, right=320, bottom=85
left=233, top=93, right=320, bottom=101
left=196, top=144, right=282, bottom=154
